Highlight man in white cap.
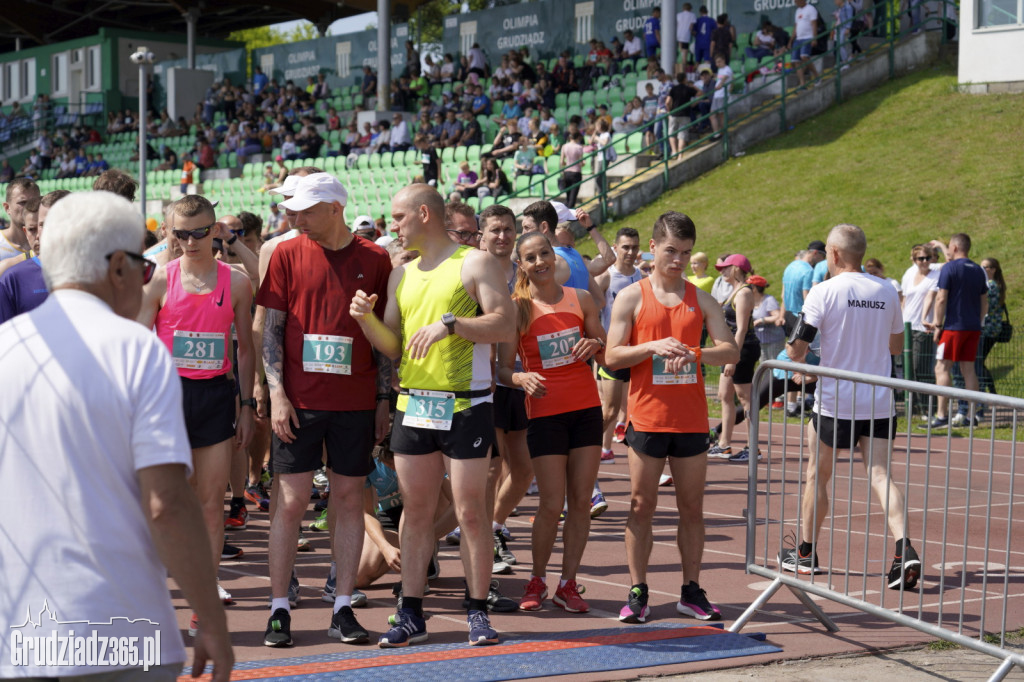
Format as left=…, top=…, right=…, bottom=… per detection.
left=353, top=215, right=377, bottom=241
left=256, top=172, right=393, bottom=648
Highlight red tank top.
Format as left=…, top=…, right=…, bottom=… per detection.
left=628, top=277, right=708, bottom=433
left=155, top=259, right=234, bottom=379
left=517, top=287, right=601, bottom=419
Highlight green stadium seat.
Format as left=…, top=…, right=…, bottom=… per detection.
left=555, top=93, right=568, bottom=109
left=454, top=146, right=468, bottom=162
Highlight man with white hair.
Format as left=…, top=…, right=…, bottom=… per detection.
left=257, top=172, right=393, bottom=647
left=0, top=191, right=233, bottom=681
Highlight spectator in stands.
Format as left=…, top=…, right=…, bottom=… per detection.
left=469, top=42, right=488, bottom=77
left=613, top=97, right=646, bottom=134
left=485, top=121, right=521, bottom=160
left=196, top=135, right=216, bottom=169
left=438, top=110, right=463, bottom=148
left=480, top=157, right=511, bottom=198
left=56, top=151, right=76, bottom=180
left=390, top=114, right=412, bottom=152
left=253, top=65, right=269, bottom=95
left=747, top=21, right=778, bottom=60
left=313, top=73, right=330, bottom=100
left=456, top=55, right=471, bottom=82
left=693, top=6, right=717, bottom=65
left=551, top=53, right=576, bottom=94
left=403, top=40, right=421, bottom=78
left=460, top=109, right=483, bottom=146
left=0, top=159, right=13, bottom=184
left=666, top=73, right=699, bottom=154
left=453, top=161, right=483, bottom=199
left=471, top=85, right=492, bottom=116
left=710, top=15, right=736, bottom=65
left=414, top=133, right=442, bottom=187
left=789, top=0, right=821, bottom=87
left=367, top=120, right=391, bottom=155
left=623, top=29, right=644, bottom=62
left=361, top=66, right=377, bottom=101
left=644, top=7, right=662, bottom=58
left=677, top=3, right=698, bottom=72
left=710, top=54, right=733, bottom=138
left=513, top=138, right=542, bottom=178
left=440, top=53, right=456, bottom=82
left=559, top=131, right=585, bottom=208
left=833, top=0, right=855, bottom=64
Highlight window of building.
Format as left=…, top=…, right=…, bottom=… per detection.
left=21, top=58, right=36, bottom=100
left=86, top=46, right=101, bottom=90
left=977, top=0, right=1021, bottom=26
left=52, top=53, right=68, bottom=96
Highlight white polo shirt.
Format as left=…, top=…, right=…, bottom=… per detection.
left=0, top=289, right=192, bottom=677
left=802, top=271, right=903, bottom=419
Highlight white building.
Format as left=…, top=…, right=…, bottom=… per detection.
left=958, top=0, right=1024, bottom=92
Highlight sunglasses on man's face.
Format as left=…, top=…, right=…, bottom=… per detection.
left=172, top=223, right=215, bottom=241
left=106, top=250, right=157, bottom=284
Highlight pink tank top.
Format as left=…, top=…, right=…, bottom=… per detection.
left=156, top=259, right=234, bottom=379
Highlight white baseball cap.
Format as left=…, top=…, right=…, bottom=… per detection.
left=278, top=173, right=349, bottom=212
left=375, top=235, right=395, bottom=248
left=268, top=173, right=301, bottom=197
left=353, top=215, right=374, bottom=229
left=549, top=201, right=577, bottom=223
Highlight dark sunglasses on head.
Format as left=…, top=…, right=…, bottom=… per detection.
left=107, top=250, right=157, bottom=284
left=172, top=223, right=215, bottom=241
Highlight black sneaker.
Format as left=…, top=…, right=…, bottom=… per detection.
left=887, top=545, right=922, bottom=590
left=264, top=608, right=292, bottom=647
left=494, top=531, right=517, bottom=566
left=618, top=584, right=651, bottom=624
left=221, top=543, right=244, bottom=560
left=779, top=547, right=822, bottom=575
left=461, top=580, right=518, bottom=612
left=676, top=581, right=721, bottom=621
left=328, top=605, right=370, bottom=644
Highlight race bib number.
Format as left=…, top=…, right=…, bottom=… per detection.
left=652, top=355, right=698, bottom=385
left=403, top=389, right=455, bottom=430
left=302, top=334, right=353, bottom=375
left=538, top=327, right=581, bottom=369
left=172, top=330, right=225, bottom=370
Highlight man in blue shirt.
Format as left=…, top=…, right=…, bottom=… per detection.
left=644, top=7, right=662, bottom=58
left=693, top=6, right=717, bottom=64
left=781, top=240, right=826, bottom=329
left=471, top=86, right=491, bottom=116
left=253, top=66, right=269, bottom=95
left=922, top=233, right=988, bottom=429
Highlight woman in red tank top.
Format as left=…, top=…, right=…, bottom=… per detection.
left=497, top=231, right=606, bottom=615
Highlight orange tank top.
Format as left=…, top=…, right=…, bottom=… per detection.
left=628, top=277, right=708, bottom=433
left=517, top=287, right=601, bottom=419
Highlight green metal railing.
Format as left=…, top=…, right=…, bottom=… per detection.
left=504, top=1, right=958, bottom=220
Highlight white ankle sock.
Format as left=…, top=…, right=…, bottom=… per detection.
left=333, top=595, right=351, bottom=613
left=270, top=598, right=290, bottom=613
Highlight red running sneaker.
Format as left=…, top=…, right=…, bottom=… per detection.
left=519, top=577, right=548, bottom=611
left=553, top=580, right=589, bottom=613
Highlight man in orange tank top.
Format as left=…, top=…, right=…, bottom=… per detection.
left=605, top=211, right=738, bottom=624
left=138, top=195, right=256, bottom=632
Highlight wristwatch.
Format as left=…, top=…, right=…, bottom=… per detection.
left=226, top=234, right=238, bottom=245
left=442, top=312, right=457, bottom=335
left=239, top=398, right=257, bottom=409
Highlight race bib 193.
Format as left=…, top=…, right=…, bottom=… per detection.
left=652, top=355, right=698, bottom=385
left=402, top=389, right=455, bottom=430
left=537, top=326, right=581, bottom=369
left=172, top=330, right=225, bottom=370
left=302, top=334, right=353, bottom=374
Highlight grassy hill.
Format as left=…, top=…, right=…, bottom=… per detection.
left=586, top=62, right=1024, bottom=398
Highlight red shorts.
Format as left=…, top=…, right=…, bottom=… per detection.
left=936, top=329, right=981, bottom=363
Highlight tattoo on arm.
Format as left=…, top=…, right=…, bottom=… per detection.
left=374, top=350, right=393, bottom=396
left=263, top=308, right=287, bottom=392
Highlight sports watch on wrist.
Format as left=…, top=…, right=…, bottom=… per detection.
left=239, top=398, right=257, bottom=409
left=442, top=312, right=456, bottom=335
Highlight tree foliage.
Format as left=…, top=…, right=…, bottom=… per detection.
left=409, top=0, right=490, bottom=46
left=227, top=22, right=319, bottom=55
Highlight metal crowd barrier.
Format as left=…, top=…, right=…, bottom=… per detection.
left=730, top=360, right=1024, bottom=682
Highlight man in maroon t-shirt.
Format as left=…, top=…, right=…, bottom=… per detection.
left=256, top=173, right=392, bottom=647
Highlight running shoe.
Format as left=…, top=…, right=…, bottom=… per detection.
left=618, top=584, right=651, bottom=624
left=378, top=608, right=427, bottom=648
left=297, top=532, right=312, bottom=552
left=658, top=474, right=674, bottom=486
left=494, top=530, right=517, bottom=566
left=313, top=467, right=329, bottom=488
left=676, top=581, right=722, bottom=621
left=313, top=495, right=330, bottom=513
left=771, top=400, right=784, bottom=409
left=918, top=416, right=949, bottom=430
left=221, top=543, right=244, bottom=560
left=322, top=562, right=337, bottom=603
left=553, top=580, right=589, bottom=613
left=728, top=446, right=762, bottom=463
left=613, top=422, right=627, bottom=443
left=601, top=448, right=615, bottom=461
left=327, top=605, right=369, bottom=644
left=224, top=500, right=248, bottom=529
left=188, top=613, right=199, bottom=637
left=352, top=588, right=368, bottom=608
left=217, top=582, right=234, bottom=605
left=707, top=444, right=732, bottom=459
left=445, top=526, right=461, bottom=545
left=497, top=525, right=512, bottom=541
left=887, top=545, right=922, bottom=590
left=526, top=478, right=539, bottom=495
left=309, top=508, right=329, bottom=532
left=590, top=491, right=609, bottom=519
left=461, top=579, right=519, bottom=612
left=519, top=576, right=548, bottom=611
left=264, top=608, right=293, bottom=647
left=778, top=547, right=822, bottom=575
left=244, top=484, right=270, bottom=512
left=950, top=413, right=979, bottom=428
left=492, top=555, right=513, bottom=576
left=467, top=609, right=499, bottom=646
left=427, top=541, right=441, bottom=580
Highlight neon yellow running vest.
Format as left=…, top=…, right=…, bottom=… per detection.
left=395, top=246, right=491, bottom=414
